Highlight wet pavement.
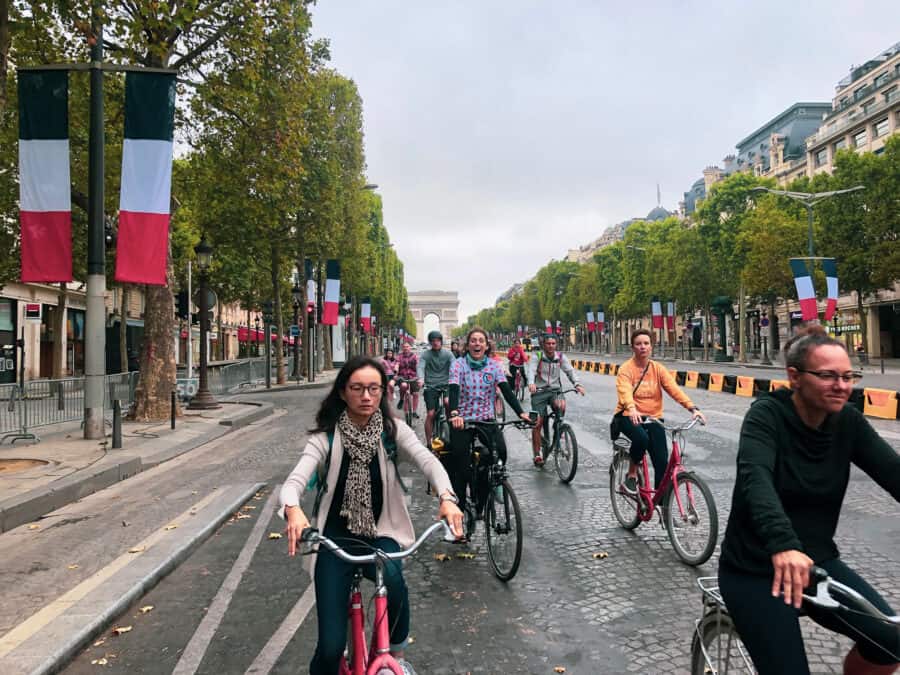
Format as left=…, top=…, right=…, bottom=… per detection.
left=4, top=368, right=896, bottom=674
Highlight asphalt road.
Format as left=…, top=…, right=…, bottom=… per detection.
left=51, top=370, right=900, bottom=674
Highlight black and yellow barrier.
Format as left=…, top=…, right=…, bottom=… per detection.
left=863, top=388, right=899, bottom=420
left=736, top=376, right=755, bottom=397
left=685, top=371, right=699, bottom=388
left=708, top=373, right=725, bottom=392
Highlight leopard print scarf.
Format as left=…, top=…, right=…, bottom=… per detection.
left=336, top=410, right=383, bottom=538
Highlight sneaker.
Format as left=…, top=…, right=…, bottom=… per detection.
left=623, top=475, right=638, bottom=494
left=412, top=412, right=420, bottom=419
left=533, top=455, right=544, bottom=467
left=396, top=658, right=418, bottom=675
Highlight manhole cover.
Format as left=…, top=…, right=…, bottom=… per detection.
left=0, top=458, right=50, bottom=474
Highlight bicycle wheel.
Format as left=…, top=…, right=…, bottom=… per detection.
left=665, top=471, right=718, bottom=566
left=554, top=425, right=578, bottom=483
left=404, top=395, right=413, bottom=427
left=609, top=450, right=641, bottom=530
left=516, top=376, right=525, bottom=402
left=485, top=479, right=523, bottom=581
left=690, top=609, right=754, bottom=675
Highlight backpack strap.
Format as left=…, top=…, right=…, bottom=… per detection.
left=382, top=431, right=408, bottom=494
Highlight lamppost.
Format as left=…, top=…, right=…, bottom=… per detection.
left=254, top=316, right=260, bottom=356
left=263, top=300, right=274, bottom=389
left=291, top=281, right=302, bottom=379
left=188, top=237, right=220, bottom=410
left=685, top=316, right=694, bottom=360
left=749, top=186, right=864, bottom=258
left=760, top=310, right=772, bottom=365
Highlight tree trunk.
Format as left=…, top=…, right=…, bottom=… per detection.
left=270, top=242, right=285, bottom=385
left=323, top=324, right=333, bottom=369
left=52, top=283, right=67, bottom=378
left=119, top=286, right=129, bottom=373
left=703, top=304, right=711, bottom=362
left=737, top=284, right=747, bottom=363
left=132, top=260, right=179, bottom=421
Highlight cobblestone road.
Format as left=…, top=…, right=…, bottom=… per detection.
left=56, top=368, right=900, bottom=674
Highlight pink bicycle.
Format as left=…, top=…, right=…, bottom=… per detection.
left=301, top=520, right=451, bottom=674
left=609, top=416, right=718, bottom=566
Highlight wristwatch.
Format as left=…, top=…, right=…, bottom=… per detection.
left=439, top=492, right=459, bottom=505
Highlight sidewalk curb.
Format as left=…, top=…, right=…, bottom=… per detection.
left=0, top=482, right=265, bottom=675
left=0, top=401, right=274, bottom=534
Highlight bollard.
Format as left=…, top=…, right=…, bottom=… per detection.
left=112, top=400, right=123, bottom=449
left=881, top=356, right=885, bottom=375
left=171, top=391, right=176, bottom=429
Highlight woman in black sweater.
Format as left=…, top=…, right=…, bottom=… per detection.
left=719, top=325, right=900, bottom=675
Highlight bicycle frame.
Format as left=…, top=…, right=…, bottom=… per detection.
left=342, top=564, right=399, bottom=675
left=631, top=419, right=697, bottom=523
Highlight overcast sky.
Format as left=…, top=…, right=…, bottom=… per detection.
left=309, top=2, right=899, bottom=322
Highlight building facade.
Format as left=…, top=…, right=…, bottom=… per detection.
left=805, top=41, right=900, bottom=176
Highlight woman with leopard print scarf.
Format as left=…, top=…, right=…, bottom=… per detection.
left=280, top=356, right=464, bottom=675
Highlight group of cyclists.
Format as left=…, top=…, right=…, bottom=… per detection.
left=281, top=324, right=899, bottom=675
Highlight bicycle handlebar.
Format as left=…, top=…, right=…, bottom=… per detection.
left=640, top=415, right=704, bottom=431
left=805, top=566, right=900, bottom=624
left=300, top=520, right=452, bottom=564
left=463, top=419, right=534, bottom=431
left=696, top=568, right=900, bottom=626
left=534, top=386, right=582, bottom=396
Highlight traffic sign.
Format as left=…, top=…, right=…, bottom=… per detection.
left=760, top=317, right=770, bottom=328
left=290, top=324, right=300, bottom=337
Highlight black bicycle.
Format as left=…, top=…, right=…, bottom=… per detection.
left=690, top=567, right=900, bottom=674
left=462, top=419, right=532, bottom=582
left=425, top=385, right=451, bottom=452
left=533, top=387, right=580, bottom=484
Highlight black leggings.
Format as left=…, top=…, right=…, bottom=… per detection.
left=615, top=412, right=668, bottom=489
left=446, top=425, right=507, bottom=511
left=718, top=559, right=899, bottom=674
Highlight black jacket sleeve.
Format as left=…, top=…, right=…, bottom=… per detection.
left=850, top=409, right=900, bottom=502
left=448, top=384, right=460, bottom=413
left=736, top=401, right=804, bottom=555
left=498, top=381, right=524, bottom=417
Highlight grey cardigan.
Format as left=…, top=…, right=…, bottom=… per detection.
left=279, top=418, right=453, bottom=554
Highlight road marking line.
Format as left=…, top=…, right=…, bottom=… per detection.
left=172, top=486, right=281, bottom=675
left=244, top=583, right=316, bottom=675
left=0, top=489, right=223, bottom=657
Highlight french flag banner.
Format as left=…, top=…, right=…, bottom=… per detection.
left=790, top=259, right=818, bottom=321
left=555, top=320, right=562, bottom=335
left=115, top=72, right=176, bottom=285
left=822, top=258, right=838, bottom=322
left=596, top=305, right=605, bottom=333
left=666, top=301, right=675, bottom=330
left=322, top=259, right=340, bottom=325
left=361, top=298, right=372, bottom=334
left=651, top=296, right=663, bottom=329
left=19, top=70, right=72, bottom=282
left=517, top=325, right=524, bottom=337
left=544, top=319, right=552, bottom=332
left=585, top=306, right=595, bottom=332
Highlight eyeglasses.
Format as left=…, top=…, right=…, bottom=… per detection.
left=347, top=383, right=384, bottom=396
left=796, top=369, right=863, bottom=384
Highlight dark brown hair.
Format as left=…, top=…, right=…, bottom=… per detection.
left=630, top=329, right=653, bottom=346
left=311, top=356, right=396, bottom=439
left=783, top=324, right=847, bottom=369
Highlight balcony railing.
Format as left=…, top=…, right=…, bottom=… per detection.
left=807, top=95, right=898, bottom=148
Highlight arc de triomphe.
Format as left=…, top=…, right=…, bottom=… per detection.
left=408, top=290, right=459, bottom=342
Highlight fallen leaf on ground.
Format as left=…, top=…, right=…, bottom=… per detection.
left=456, top=552, right=476, bottom=559
left=191, top=491, right=198, bottom=495
left=139, top=606, right=153, bottom=614
left=128, top=546, right=146, bottom=554
left=434, top=553, right=451, bottom=562
left=91, top=658, right=108, bottom=665
left=164, top=524, right=178, bottom=531
left=592, top=551, right=609, bottom=560
left=93, top=639, right=106, bottom=647
left=112, top=626, right=132, bottom=635
left=121, top=521, right=130, bottom=527
left=68, top=564, right=79, bottom=570
left=234, top=513, right=252, bottom=520
left=554, top=667, right=566, bottom=673
left=28, top=524, right=40, bottom=530
left=268, top=532, right=283, bottom=540
left=242, top=505, right=256, bottom=510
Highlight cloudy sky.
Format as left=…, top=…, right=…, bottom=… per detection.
left=310, top=2, right=899, bottom=322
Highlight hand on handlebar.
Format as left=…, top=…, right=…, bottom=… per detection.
left=450, top=415, right=464, bottom=430
left=438, top=499, right=464, bottom=538
left=771, top=549, right=814, bottom=608
left=528, top=383, right=536, bottom=394
left=692, top=409, right=707, bottom=425
left=518, top=412, right=533, bottom=425
left=575, top=385, right=585, bottom=396
left=284, top=505, right=310, bottom=557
